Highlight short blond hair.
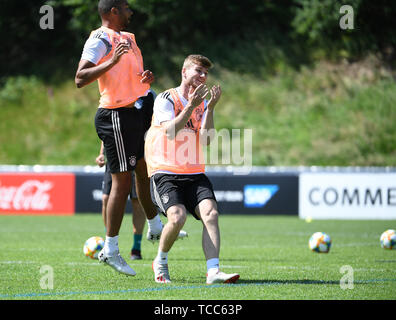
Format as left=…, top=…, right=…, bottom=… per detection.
left=183, top=54, right=213, bottom=70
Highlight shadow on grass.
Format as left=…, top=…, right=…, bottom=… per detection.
left=375, top=260, right=396, bottom=263
left=237, top=279, right=341, bottom=286
left=175, top=278, right=343, bottom=286
left=172, top=258, right=290, bottom=263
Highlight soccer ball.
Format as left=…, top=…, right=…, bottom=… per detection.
left=309, top=232, right=332, bottom=253
left=83, top=236, right=104, bottom=259
left=380, top=229, right=396, bottom=250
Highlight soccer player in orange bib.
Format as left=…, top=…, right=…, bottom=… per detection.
left=75, top=0, right=189, bottom=276
left=145, top=54, right=240, bottom=284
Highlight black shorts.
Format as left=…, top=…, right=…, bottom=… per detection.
left=95, top=106, right=144, bottom=173
left=136, top=90, right=155, bottom=134
left=102, top=163, right=137, bottom=199
left=150, top=173, right=216, bottom=220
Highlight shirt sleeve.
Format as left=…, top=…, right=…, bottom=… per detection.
left=80, top=32, right=112, bottom=65
left=153, top=92, right=175, bottom=125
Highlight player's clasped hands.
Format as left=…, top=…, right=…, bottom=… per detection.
left=207, top=85, right=221, bottom=111
left=188, top=84, right=222, bottom=110
left=188, top=84, right=210, bottom=108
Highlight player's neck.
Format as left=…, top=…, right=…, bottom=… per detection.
left=101, top=20, right=122, bottom=33
left=178, top=83, right=190, bottom=100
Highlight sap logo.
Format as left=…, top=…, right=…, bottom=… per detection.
left=244, top=185, right=279, bottom=208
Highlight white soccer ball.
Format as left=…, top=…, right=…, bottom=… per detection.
left=380, top=229, right=396, bottom=250
left=309, top=232, right=332, bottom=253
left=83, top=236, right=104, bottom=259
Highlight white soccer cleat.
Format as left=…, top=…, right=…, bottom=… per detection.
left=146, top=228, right=188, bottom=243
left=98, top=249, right=137, bottom=276
left=146, top=229, right=161, bottom=243
left=152, top=260, right=171, bottom=283
left=206, top=271, right=240, bottom=285
left=177, top=229, right=188, bottom=240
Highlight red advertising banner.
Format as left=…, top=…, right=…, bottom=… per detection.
left=0, top=173, right=75, bottom=215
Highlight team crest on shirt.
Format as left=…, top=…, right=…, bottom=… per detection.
left=161, top=193, right=169, bottom=204
left=129, top=156, right=136, bottom=167
left=194, top=108, right=203, bottom=122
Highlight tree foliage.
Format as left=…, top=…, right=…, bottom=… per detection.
left=2, top=0, right=396, bottom=82
left=293, top=0, right=396, bottom=60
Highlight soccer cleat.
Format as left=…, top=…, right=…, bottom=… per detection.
left=152, top=260, right=171, bottom=283
left=98, top=249, right=137, bottom=276
left=177, top=230, right=188, bottom=240
left=130, top=249, right=142, bottom=260
left=146, top=229, right=161, bottom=242
left=206, top=271, right=240, bottom=285
left=146, top=228, right=189, bottom=243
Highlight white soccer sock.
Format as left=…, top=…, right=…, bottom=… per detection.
left=155, top=250, right=168, bottom=264
left=206, top=258, right=220, bottom=274
left=104, top=235, right=119, bottom=255
left=147, top=214, right=163, bottom=233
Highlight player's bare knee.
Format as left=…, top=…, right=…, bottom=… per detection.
left=173, top=213, right=187, bottom=229
left=167, top=208, right=187, bottom=229
left=202, top=208, right=219, bottom=225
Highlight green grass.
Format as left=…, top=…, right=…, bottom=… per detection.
left=214, top=59, right=396, bottom=166
left=1, top=214, right=395, bottom=300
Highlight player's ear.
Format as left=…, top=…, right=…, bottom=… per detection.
left=110, top=6, right=119, bottom=15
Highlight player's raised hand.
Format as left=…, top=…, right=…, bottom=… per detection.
left=207, top=85, right=221, bottom=111
left=188, top=84, right=209, bottom=108
left=110, top=42, right=130, bottom=64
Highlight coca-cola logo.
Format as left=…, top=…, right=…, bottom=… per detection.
left=0, top=180, right=53, bottom=211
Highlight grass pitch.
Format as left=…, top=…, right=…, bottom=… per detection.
left=0, top=214, right=395, bottom=300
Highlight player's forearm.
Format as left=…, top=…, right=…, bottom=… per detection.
left=75, top=59, right=116, bottom=88
left=201, top=109, right=215, bottom=131
left=99, top=141, right=104, bottom=155
left=164, top=105, right=195, bottom=139
left=200, top=110, right=215, bottom=145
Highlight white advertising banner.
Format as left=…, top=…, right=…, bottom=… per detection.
left=299, top=173, right=396, bottom=219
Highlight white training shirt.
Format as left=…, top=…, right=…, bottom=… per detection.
left=80, top=29, right=113, bottom=65
left=153, top=87, right=208, bottom=125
